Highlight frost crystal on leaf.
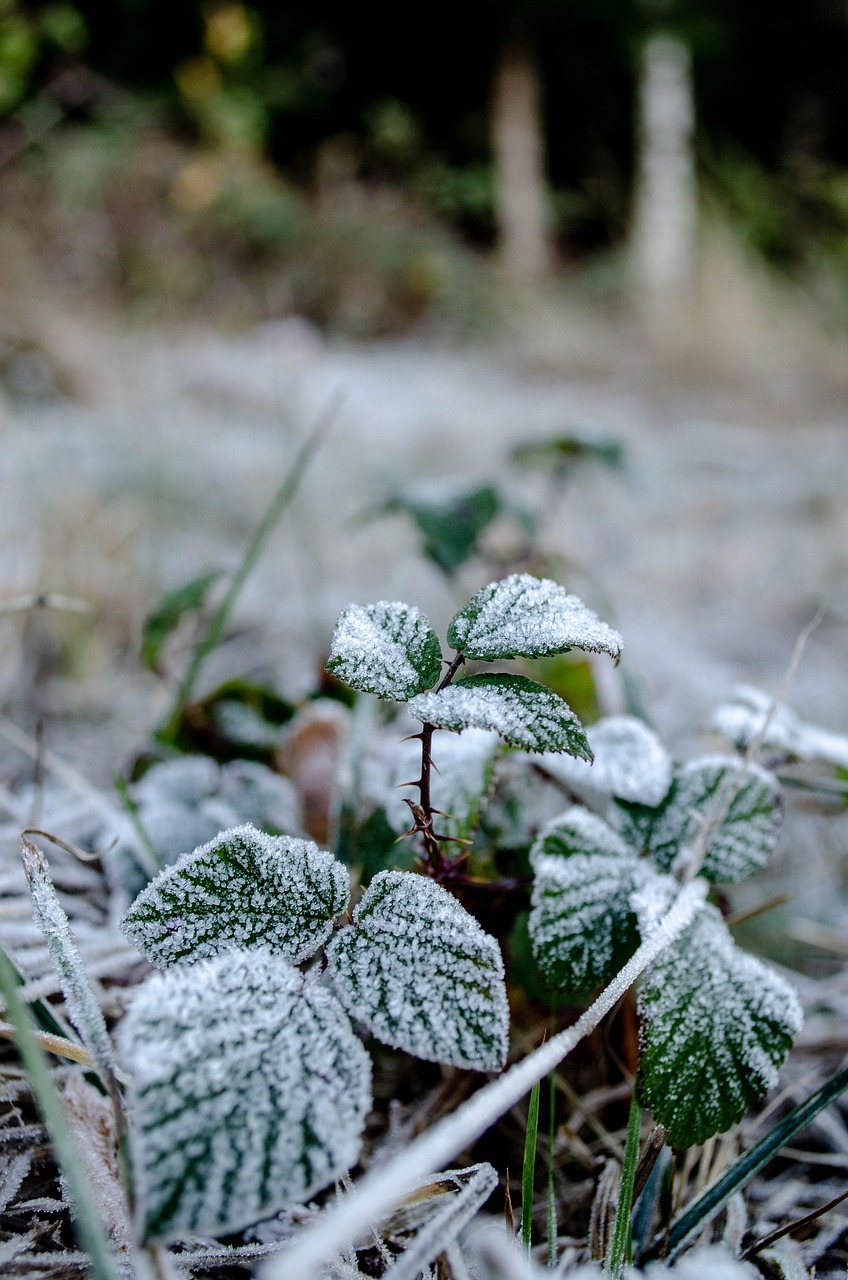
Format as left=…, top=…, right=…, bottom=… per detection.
left=639, top=906, right=803, bottom=1149
left=528, top=809, right=648, bottom=992
left=120, top=824, right=349, bottom=967
left=446, top=573, right=623, bottom=662
left=327, top=870, right=509, bottom=1071
left=118, top=948, right=372, bottom=1240
left=22, top=841, right=115, bottom=1079
left=326, top=601, right=443, bottom=701
left=616, top=755, right=782, bottom=884
left=539, top=715, right=672, bottom=806
left=407, top=674, right=592, bottom=758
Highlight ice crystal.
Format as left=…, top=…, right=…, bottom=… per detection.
left=616, top=755, right=782, bottom=883
left=326, top=600, right=443, bottom=701
left=539, top=715, right=672, bottom=806
left=22, top=841, right=115, bottom=1078
left=446, top=573, right=623, bottom=662
left=711, top=684, right=848, bottom=769
left=639, top=905, right=803, bottom=1148
left=121, top=824, right=349, bottom=967
left=407, top=674, right=592, bottom=757
left=529, top=809, right=648, bottom=992
left=327, top=870, right=509, bottom=1071
left=118, top=947, right=372, bottom=1240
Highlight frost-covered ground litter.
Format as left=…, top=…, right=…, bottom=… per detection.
left=1, top=317, right=848, bottom=1275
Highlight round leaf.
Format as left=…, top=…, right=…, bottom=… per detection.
left=326, top=600, right=443, bottom=701
left=327, top=870, right=509, bottom=1072
left=118, top=949, right=372, bottom=1240
left=639, top=907, right=802, bottom=1149
left=616, top=755, right=782, bottom=883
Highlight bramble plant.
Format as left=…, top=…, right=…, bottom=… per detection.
left=9, top=570, right=816, bottom=1274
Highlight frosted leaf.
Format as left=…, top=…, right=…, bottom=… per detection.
left=528, top=809, right=649, bottom=992
left=386, top=728, right=502, bottom=841
left=407, top=674, right=592, bottom=758
left=22, top=840, right=115, bottom=1079
left=540, top=715, right=672, bottom=806
left=133, top=756, right=221, bottom=808
left=121, top=824, right=349, bottom=967
left=711, top=684, right=848, bottom=770
left=616, top=755, right=782, bottom=883
left=327, top=870, right=509, bottom=1071
left=639, top=906, right=803, bottom=1149
left=106, top=757, right=304, bottom=908
left=446, top=573, right=623, bottom=662
left=326, top=601, right=443, bottom=701
left=118, top=948, right=372, bottom=1240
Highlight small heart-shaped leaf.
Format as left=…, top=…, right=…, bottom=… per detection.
left=327, top=870, right=509, bottom=1071
left=326, top=600, right=443, bottom=701
left=447, top=574, right=622, bottom=663
left=639, top=906, right=802, bottom=1149
left=118, top=948, right=372, bottom=1240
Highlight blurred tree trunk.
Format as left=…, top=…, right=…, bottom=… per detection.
left=630, top=34, right=697, bottom=330
left=491, top=40, right=553, bottom=281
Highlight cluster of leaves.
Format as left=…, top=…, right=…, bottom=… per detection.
left=526, top=726, right=803, bottom=1147
left=12, top=569, right=811, bottom=1269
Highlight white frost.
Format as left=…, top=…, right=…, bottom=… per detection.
left=447, top=573, right=623, bottom=662
left=121, top=823, right=350, bottom=967
left=118, top=947, right=372, bottom=1240
left=407, top=675, right=590, bottom=757
left=711, top=684, right=848, bottom=769
left=327, top=870, right=509, bottom=1072
left=326, top=600, right=442, bottom=701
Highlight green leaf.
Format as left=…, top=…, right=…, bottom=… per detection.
left=528, top=809, right=646, bottom=992
left=616, top=755, right=782, bottom=883
left=327, top=870, right=509, bottom=1071
left=638, top=906, right=802, bottom=1149
left=512, top=431, right=624, bottom=475
left=383, top=482, right=503, bottom=575
left=326, top=600, right=443, bottom=701
left=118, top=948, right=372, bottom=1241
left=447, top=574, right=623, bottom=663
left=120, top=824, right=348, bottom=967
left=407, top=673, right=592, bottom=757
left=141, top=571, right=222, bottom=671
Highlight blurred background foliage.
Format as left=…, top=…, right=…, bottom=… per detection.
left=2, top=0, right=848, bottom=336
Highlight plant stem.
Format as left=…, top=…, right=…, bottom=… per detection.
left=546, top=1068, right=557, bottom=1267
left=407, top=651, right=466, bottom=878
left=607, top=1089, right=642, bottom=1277
left=521, top=1076, right=541, bottom=1252
left=160, top=392, right=341, bottom=740
left=0, top=945, right=120, bottom=1280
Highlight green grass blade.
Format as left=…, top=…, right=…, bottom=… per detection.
left=0, top=945, right=120, bottom=1280
left=521, top=1076, right=541, bottom=1252
left=161, top=392, right=341, bottom=740
left=607, top=1090, right=642, bottom=1277
left=546, top=1069, right=557, bottom=1267
left=655, top=1060, right=848, bottom=1261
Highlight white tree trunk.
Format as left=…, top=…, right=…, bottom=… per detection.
left=631, top=34, right=697, bottom=326
left=491, top=42, right=553, bottom=281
